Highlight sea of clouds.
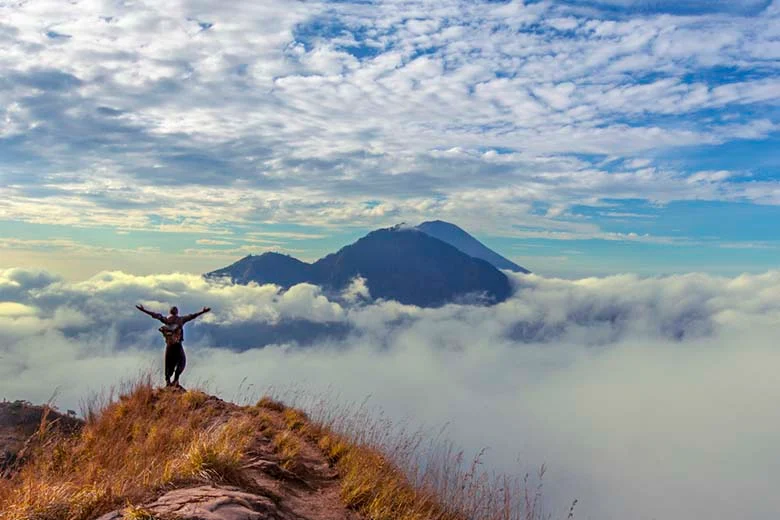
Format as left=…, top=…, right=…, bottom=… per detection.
left=1, top=267, right=779, bottom=519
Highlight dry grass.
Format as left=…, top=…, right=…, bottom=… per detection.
left=0, top=376, right=258, bottom=520
left=271, top=431, right=303, bottom=470
left=306, top=423, right=458, bottom=520
left=256, top=396, right=286, bottom=413
left=0, top=376, right=569, bottom=520
left=121, top=505, right=165, bottom=520
left=182, top=417, right=256, bottom=485
left=282, top=408, right=308, bottom=433
left=293, top=398, right=569, bottom=520
left=0, top=481, right=12, bottom=508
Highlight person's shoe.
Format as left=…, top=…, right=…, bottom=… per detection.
left=165, top=380, right=173, bottom=387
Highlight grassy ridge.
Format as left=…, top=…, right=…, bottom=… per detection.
left=0, top=377, right=256, bottom=519
left=278, top=400, right=564, bottom=520
left=0, top=379, right=563, bottom=520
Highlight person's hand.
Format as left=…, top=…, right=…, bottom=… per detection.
left=202, top=306, right=211, bottom=313
left=136, top=304, right=145, bottom=312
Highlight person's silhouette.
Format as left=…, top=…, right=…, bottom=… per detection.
left=136, top=304, right=210, bottom=387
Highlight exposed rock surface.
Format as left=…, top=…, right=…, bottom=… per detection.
left=96, top=486, right=280, bottom=520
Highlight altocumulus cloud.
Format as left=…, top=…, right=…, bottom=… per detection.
left=1, top=0, right=779, bottom=238
left=1, top=267, right=780, bottom=519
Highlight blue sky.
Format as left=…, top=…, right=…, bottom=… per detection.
left=0, top=0, right=779, bottom=279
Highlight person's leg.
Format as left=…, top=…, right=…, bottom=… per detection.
left=164, top=344, right=175, bottom=386
left=172, top=344, right=186, bottom=386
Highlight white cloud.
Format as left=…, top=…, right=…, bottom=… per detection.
left=0, top=301, right=37, bottom=317
left=1, top=267, right=780, bottom=518
left=340, top=275, right=371, bottom=304
left=196, top=239, right=234, bottom=246
left=0, top=0, right=776, bottom=241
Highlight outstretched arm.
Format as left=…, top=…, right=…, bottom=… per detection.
left=183, top=306, right=211, bottom=323
left=136, top=304, right=165, bottom=322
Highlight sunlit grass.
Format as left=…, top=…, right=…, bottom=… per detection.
left=0, top=375, right=257, bottom=520
left=0, top=375, right=567, bottom=520
left=289, top=394, right=568, bottom=520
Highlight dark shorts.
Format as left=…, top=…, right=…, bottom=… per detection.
left=164, top=342, right=186, bottom=382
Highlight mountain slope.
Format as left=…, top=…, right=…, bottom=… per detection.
left=0, top=401, right=82, bottom=478
left=416, top=220, right=530, bottom=273
left=313, top=227, right=511, bottom=307
left=0, top=383, right=366, bottom=520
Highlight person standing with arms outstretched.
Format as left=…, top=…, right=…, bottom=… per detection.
left=136, top=304, right=210, bottom=388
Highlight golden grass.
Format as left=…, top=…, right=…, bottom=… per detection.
left=121, top=505, right=162, bottom=520
left=271, top=431, right=303, bottom=470
left=256, top=396, right=286, bottom=412
left=0, top=377, right=566, bottom=520
left=307, top=425, right=455, bottom=520
left=182, top=417, right=256, bottom=485
left=0, top=481, right=11, bottom=507
left=297, top=400, right=565, bottom=520
left=282, top=408, right=307, bottom=433
left=0, top=376, right=258, bottom=520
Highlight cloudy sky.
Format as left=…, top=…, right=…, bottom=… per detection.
left=2, top=3, right=780, bottom=519
left=1, top=0, right=779, bottom=278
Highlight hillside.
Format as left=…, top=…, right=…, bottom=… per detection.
left=207, top=225, right=513, bottom=307
left=0, top=384, right=369, bottom=520
left=0, top=381, right=551, bottom=520
left=0, top=400, right=82, bottom=478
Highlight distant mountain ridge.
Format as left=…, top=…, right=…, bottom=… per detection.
left=207, top=221, right=526, bottom=307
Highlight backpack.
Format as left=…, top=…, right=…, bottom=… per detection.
left=159, top=324, right=183, bottom=346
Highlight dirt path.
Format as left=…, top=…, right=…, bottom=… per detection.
left=242, top=406, right=362, bottom=520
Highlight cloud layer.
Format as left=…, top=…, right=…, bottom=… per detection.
left=1, top=267, right=780, bottom=519
left=1, top=0, right=779, bottom=245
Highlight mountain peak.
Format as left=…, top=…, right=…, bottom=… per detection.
left=208, top=251, right=312, bottom=287
left=415, top=220, right=530, bottom=273
left=313, top=225, right=512, bottom=306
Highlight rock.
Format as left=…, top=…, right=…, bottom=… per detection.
left=243, top=459, right=311, bottom=488
left=97, top=485, right=285, bottom=520
left=94, top=512, right=122, bottom=520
